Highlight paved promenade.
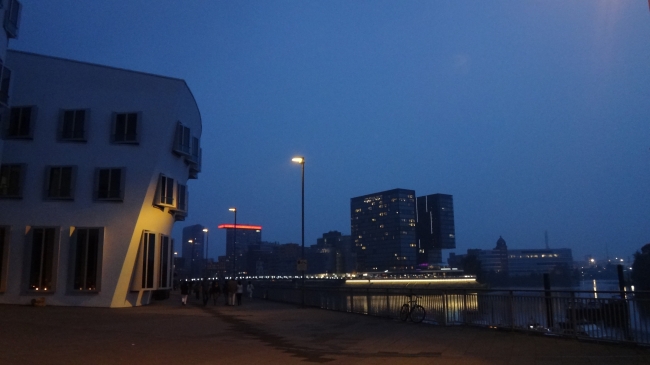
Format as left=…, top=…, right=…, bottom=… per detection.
left=1, top=293, right=649, bottom=365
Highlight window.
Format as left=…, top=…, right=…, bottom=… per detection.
left=155, top=174, right=175, bottom=207
left=112, top=112, right=139, bottom=144
left=6, top=106, right=35, bottom=139
left=0, top=163, right=25, bottom=198
left=0, top=62, right=10, bottom=106
left=60, top=109, right=87, bottom=141
left=45, top=166, right=76, bottom=200
left=177, top=183, right=187, bottom=212
left=159, top=234, right=171, bottom=289
left=72, top=228, right=102, bottom=291
left=0, top=226, right=8, bottom=292
left=141, top=231, right=156, bottom=289
left=29, top=227, right=57, bottom=291
left=173, top=122, right=191, bottom=155
left=191, top=137, right=200, bottom=161
left=95, top=168, right=124, bottom=201
left=3, top=0, right=21, bottom=38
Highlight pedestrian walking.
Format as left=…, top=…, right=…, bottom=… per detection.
left=180, top=280, right=189, bottom=305
left=210, top=279, right=221, bottom=305
left=222, top=280, right=230, bottom=305
left=201, top=278, right=210, bottom=306
left=246, top=281, right=254, bottom=299
left=236, top=280, right=243, bottom=305
left=227, top=279, right=238, bottom=306
left=193, top=281, right=200, bottom=299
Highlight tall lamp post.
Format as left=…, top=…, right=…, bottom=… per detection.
left=203, top=228, right=209, bottom=278
left=188, top=239, right=195, bottom=279
left=292, top=156, right=305, bottom=307
left=229, top=207, right=237, bottom=278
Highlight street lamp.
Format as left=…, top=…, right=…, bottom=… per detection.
left=188, top=239, right=195, bottom=279
left=292, top=156, right=305, bottom=307
left=229, top=207, right=237, bottom=278
left=203, top=228, right=209, bottom=278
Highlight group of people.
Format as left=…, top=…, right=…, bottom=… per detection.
left=180, top=279, right=254, bottom=306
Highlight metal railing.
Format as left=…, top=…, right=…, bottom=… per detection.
left=255, top=282, right=650, bottom=346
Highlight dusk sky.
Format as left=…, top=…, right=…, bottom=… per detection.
left=12, top=1, right=650, bottom=262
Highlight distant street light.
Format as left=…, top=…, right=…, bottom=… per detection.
left=188, top=239, right=195, bottom=279
left=292, top=156, right=305, bottom=307
left=203, top=228, right=209, bottom=278
left=229, top=207, right=237, bottom=278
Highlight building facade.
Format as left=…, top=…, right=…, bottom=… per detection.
left=351, top=188, right=417, bottom=271
left=0, top=0, right=23, bottom=161
left=450, top=237, right=573, bottom=277
left=416, top=193, right=455, bottom=267
left=218, top=224, right=262, bottom=276
left=181, top=224, right=206, bottom=279
left=310, top=231, right=354, bottom=275
left=507, top=248, right=573, bottom=276
left=0, top=51, right=202, bottom=307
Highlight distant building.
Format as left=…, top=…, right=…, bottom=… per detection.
left=416, top=194, right=456, bottom=267
left=246, top=241, right=277, bottom=276
left=351, top=188, right=417, bottom=271
left=0, top=50, right=202, bottom=307
left=181, top=224, right=207, bottom=279
left=508, top=248, right=573, bottom=276
left=473, top=236, right=509, bottom=273
left=269, top=243, right=301, bottom=276
left=218, top=224, right=262, bottom=275
left=309, top=231, right=354, bottom=275
left=449, top=236, right=573, bottom=277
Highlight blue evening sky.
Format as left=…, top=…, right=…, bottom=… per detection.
left=11, top=1, right=650, bottom=262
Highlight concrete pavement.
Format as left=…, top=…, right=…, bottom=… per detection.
left=1, top=293, right=649, bottom=364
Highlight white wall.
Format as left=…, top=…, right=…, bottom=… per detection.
left=0, top=51, right=202, bottom=307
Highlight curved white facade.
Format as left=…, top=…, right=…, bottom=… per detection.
left=0, top=50, right=202, bottom=307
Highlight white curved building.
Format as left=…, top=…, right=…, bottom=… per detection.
left=0, top=50, right=202, bottom=307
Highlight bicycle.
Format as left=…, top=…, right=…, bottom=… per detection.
left=400, top=295, right=426, bottom=323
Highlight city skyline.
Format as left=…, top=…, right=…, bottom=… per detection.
left=9, top=1, right=650, bottom=261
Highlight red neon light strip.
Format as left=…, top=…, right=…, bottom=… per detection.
left=217, top=224, right=262, bottom=230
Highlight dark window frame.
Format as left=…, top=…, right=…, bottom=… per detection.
left=0, top=61, right=11, bottom=105
left=155, top=174, right=175, bottom=208
left=59, top=109, right=88, bottom=142
left=176, top=183, right=187, bottom=212
left=140, top=231, right=156, bottom=289
left=44, top=165, right=76, bottom=200
left=6, top=105, right=36, bottom=139
left=25, top=227, right=59, bottom=293
left=159, top=234, right=171, bottom=289
left=111, top=112, right=140, bottom=144
left=69, top=227, right=103, bottom=293
left=0, top=163, right=25, bottom=198
left=173, top=122, right=191, bottom=156
left=94, top=167, right=125, bottom=201
left=0, top=226, right=9, bottom=292
left=3, top=0, right=21, bottom=39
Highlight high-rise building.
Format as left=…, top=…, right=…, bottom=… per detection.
left=246, top=241, right=276, bottom=276
left=351, top=188, right=417, bottom=271
left=311, top=231, right=354, bottom=274
left=218, top=224, right=262, bottom=275
left=181, top=224, right=206, bottom=279
left=416, top=193, right=456, bottom=267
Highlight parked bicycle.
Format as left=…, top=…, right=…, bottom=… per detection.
left=400, top=295, right=426, bottom=323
